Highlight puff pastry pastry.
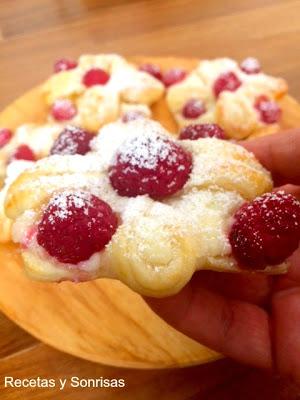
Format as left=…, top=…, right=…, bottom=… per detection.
left=5, top=119, right=299, bottom=297
left=166, top=57, right=287, bottom=139
left=44, top=54, right=164, bottom=131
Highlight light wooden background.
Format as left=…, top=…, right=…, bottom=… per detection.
left=1, top=0, right=300, bottom=398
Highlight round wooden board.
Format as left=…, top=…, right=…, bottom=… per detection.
left=0, top=57, right=300, bottom=369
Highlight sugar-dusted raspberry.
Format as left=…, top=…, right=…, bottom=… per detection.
left=179, top=123, right=226, bottom=140
left=10, top=145, right=36, bottom=162
left=213, top=71, right=242, bottom=98
left=54, top=58, right=78, bottom=73
left=0, top=128, right=13, bottom=148
left=229, top=191, right=300, bottom=270
left=139, top=63, right=162, bottom=80
left=182, top=99, right=206, bottom=119
left=82, top=68, right=110, bottom=87
left=122, top=110, right=147, bottom=123
left=162, top=68, right=187, bottom=87
left=109, top=133, right=192, bottom=199
left=254, top=95, right=281, bottom=124
left=37, top=191, right=118, bottom=264
left=50, top=126, right=94, bottom=155
left=51, top=99, right=77, bottom=121
left=240, top=57, right=261, bottom=74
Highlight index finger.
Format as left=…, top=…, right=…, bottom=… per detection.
left=242, top=129, right=300, bottom=186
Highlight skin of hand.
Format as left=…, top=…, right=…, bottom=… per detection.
left=145, top=129, right=300, bottom=383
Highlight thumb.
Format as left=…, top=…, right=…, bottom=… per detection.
left=242, top=129, right=300, bottom=186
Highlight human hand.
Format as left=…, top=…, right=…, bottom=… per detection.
left=146, top=129, right=300, bottom=382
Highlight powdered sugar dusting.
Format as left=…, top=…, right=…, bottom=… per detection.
left=181, top=137, right=272, bottom=200
left=182, top=98, right=206, bottom=119
left=91, top=119, right=172, bottom=168
left=47, top=190, right=93, bottom=222
left=108, top=121, right=192, bottom=198
left=50, top=125, right=94, bottom=155
left=240, top=57, right=261, bottom=74
left=118, top=132, right=173, bottom=169
left=52, top=126, right=80, bottom=155
left=37, top=190, right=118, bottom=264
left=7, top=118, right=282, bottom=285
left=230, top=191, right=300, bottom=269
left=254, top=95, right=281, bottom=124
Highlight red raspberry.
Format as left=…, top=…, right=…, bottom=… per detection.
left=37, top=191, right=118, bottom=264
left=240, top=57, right=261, bottom=74
left=50, top=126, right=94, bottom=155
left=109, top=133, right=192, bottom=199
left=54, top=58, right=78, bottom=73
left=179, top=123, right=226, bottom=140
left=162, top=68, right=187, bottom=87
left=0, top=128, right=13, bottom=148
left=10, top=145, right=36, bottom=162
left=122, top=110, right=147, bottom=123
left=213, top=71, right=242, bottom=98
left=229, top=191, right=300, bottom=270
left=82, top=68, right=110, bottom=87
left=139, top=63, right=162, bottom=80
left=182, top=99, right=206, bottom=119
left=51, top=99, right=77, bottom=121
left=254, top=95, right=281, bottom=124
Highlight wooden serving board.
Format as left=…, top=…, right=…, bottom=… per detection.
left=0, top=57, right=300, bottom=369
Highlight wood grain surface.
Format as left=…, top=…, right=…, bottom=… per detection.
left=1, top=0, right=300, bottom=398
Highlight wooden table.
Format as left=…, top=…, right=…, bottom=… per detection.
left=1, top=0, right=300, bottom=398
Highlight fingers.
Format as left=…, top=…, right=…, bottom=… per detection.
left=146, top=277, right=272, bottom=369
left=272, top=288, right=300, bottom=382
left=193, top=271, right=271, bottom=305
left=274, top=247, right=300, bottom=291
left=242, top=129, right=300, bottom=186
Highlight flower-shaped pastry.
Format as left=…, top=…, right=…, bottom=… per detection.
left=4, top=119, right=300, bottom=297
left=44, top=54, right=164, bottom=131
left=167, top=57, right=287, bottom=139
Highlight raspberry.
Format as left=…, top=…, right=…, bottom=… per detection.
left=139, top=63, right=162, bottom=80
left=229, top=191, right=300, bottom=270
left=54, top=58, right=78, bottom=73
left=82, top=68, right=110, bottom=87
left=109, top=133, right=192, bottom=199
left=50, top=126, right=94, bottom=155
left=240, top=57, right=261, bottom=74
left=213, top=71, right=242, bottom=98
left=162, top=68, right=187, bottom=87
left=0, top=128, right=13, bottom=148
left=182, top=99, right=206, bottom=119
left=51, top=99, right=77, bottom=121
left=254, top=95, right=281, bottom=124
left=122, top=110, right=147, bottom=123
left=179, top=123, right=226, bottom=140
left=37, top=191, right=118, bottom=264
left=10, top=145, right=36, bottom=162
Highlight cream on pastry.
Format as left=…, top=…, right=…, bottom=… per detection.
left=0, top=160, right=34, bottom=242
left=4, top=119, right=300, bottom=297
left=166, top=57, right=287, bottom=138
